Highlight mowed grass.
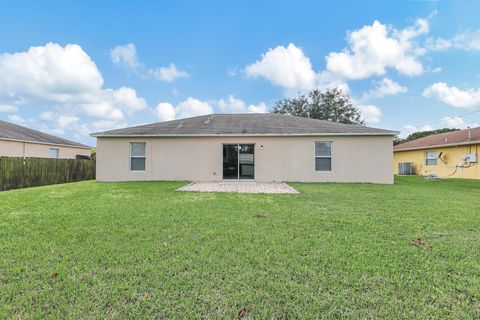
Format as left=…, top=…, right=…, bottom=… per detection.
left=0, top=177, right=479, bottom=319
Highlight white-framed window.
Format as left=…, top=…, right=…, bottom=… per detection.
left=50, top=148, right=59, bottom=158
left=315, top=141, right=332, bottom=171
left=130, top=142, right=146, bottom=171
left=425, top=151, right=438, bottom=166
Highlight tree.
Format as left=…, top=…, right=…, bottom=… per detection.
left=272, top=88, right=365, bottom=125
left=394, top=128, right=460, bottom=145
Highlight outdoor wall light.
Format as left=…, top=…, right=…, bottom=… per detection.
left=260, top=145, right=264, bottom=150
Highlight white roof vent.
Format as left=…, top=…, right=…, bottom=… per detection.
left=203, top=117, right=211, bottom=127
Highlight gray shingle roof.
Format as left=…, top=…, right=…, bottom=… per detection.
left=91, top=113, right=397, bottom=137
left=0, top=120, right=90, bottom=148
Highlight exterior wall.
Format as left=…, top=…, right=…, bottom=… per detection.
left=0, top=139, right=91, bottom=159
left=393, top=144, right=480, bottom=179
left=96, top=135, right=394, bottom=184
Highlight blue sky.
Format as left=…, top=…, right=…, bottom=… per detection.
left=1, top=0, right=480, bottom=146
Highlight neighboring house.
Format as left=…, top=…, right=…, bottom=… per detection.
left=0, top=120, right=91, bottom=159
left=91, top=113, right=397, bottom=184
left=394, top=127, right=479, bottom=179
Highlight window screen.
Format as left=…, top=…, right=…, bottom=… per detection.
left=130, top=142, right=146, bottom=171
left=425, top=151, right=437, bottom=166
left=315, top=142, right=332, bottom=171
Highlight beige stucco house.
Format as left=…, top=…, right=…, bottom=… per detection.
left=91, top=113, right=398, bottom=184
left=0, top=120, right=91, bottom=159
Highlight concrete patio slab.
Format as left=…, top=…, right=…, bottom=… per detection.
left=176, top=181, right=299, bottom=194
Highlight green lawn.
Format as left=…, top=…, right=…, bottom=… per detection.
left=1, top=177, right=479, bottom=318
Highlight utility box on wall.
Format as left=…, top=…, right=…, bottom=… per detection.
left=464, top=153, right=478, bottom=163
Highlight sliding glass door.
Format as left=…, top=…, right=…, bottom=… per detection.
left=223, top=144, right=254, bottom=179
left=239, top=144, right=254, bottom=179
left=222, top=144, right=239, bottom=179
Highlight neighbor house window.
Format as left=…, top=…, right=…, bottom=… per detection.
left=130, top=142, right=146, bottom=171
left=425, top=151, right=437, bottom=166
left=315, top=141, right=332, bottom=171
left=50, top=148, right=59, bottom=158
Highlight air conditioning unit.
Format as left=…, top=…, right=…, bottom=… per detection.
left=464, top=153, right=477, bottom=163
left=398, top=162, right=414, bottom=175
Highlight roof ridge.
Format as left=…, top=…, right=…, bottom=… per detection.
left=91, top=113, right=397, bottom=137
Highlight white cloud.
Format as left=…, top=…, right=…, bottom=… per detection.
left=80, top=101, right=124, bottom=120
left=38, top=111, right=80, bottom=135
left=245, top=17, right=430, bottom=94
left=419, top=125, right=434, bottom=131
left=439, top=117, right=478, bottom=130
left=245, top=44, right=349, bottom=94
left=0, top=104, right=18, bottom=113
left=362, top=77, right=407, bottom=100
left=245, top=43, right=316, bottom=91
left=218, top=95, right=247, bottom=113
left=326, top=19, right=428, bottom=79
left=154, top=102, right=176, bottom=121
left=402, top=124, right=417, bottom=137
left=78, top=87, right=147, bottom=120
left=431, top=67, right=442, bottom=73
left=0, top=43, right=148, bottom=121
left=175, top=97, right=213, bottom=119
left=315, top=71, right=350, bottom=94
left=7, top=114, right=25, bottom=125
left=358, top=105, right=381, bottom=124
left=441, top=116, right=464, bottom=127
left=41, top=112, right=78, bottom=128
left=423, top=82, right=480, bottom=108
left=400, top=124, right=433, bottom=138
left=149, top=63, right=190, bottom=82
left=110, top=87, right=147, bottom=113
left=57, top=115, right=78, bottom=128
left=111, top=43, right=189, bottom=82
left=426, top=37, right=452, bottom=51
left=454, top=30, right=480, bottom=50
left=218, top=95, right=269, bottom=114
left=38, top=110, right=126, bottom=136
left=39, top=111, right=55, bottom=121
left=110, top=43, right=140, bottom=70
left=427, top=29, right=480, bottom=52
left=0, top=42, right=103, bottom=102
left=247, top=102, right=268, bottom=113
left=154, top=96, right=269, bottom=121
